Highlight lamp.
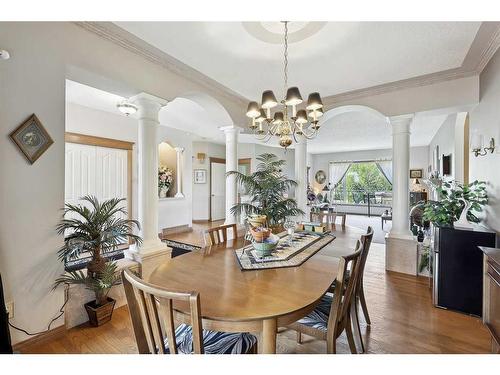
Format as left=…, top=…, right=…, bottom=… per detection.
left=116, top=101, right=138, bottom=116
left=244, top=22, right=325, bottom=149
left=306, top=92, right=323, bottom=111
left=471, top=135, right=496, bottom=157
left=196, top=153, right=206, bottom=164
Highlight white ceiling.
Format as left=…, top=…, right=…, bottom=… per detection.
left=66, top=80, right=447, bottom=152
left=114, top=21, right=481, bottom=100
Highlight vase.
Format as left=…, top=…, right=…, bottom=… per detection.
left=159, top=186, right=169, bottom=198
left=454, top=199, right=473, bottom=229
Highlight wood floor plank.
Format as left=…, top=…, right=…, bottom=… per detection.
left=16, top=224, right=491, bottom=354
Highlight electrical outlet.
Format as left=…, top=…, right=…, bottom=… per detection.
left=5, top=301, right=14, bottom=319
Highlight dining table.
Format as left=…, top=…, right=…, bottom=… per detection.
left=149, top=228, right=359, bottom=354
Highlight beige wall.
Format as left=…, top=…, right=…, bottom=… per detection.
left=469, top=48, right=500, bottom=234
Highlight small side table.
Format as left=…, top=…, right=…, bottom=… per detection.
left=381, top=213, right=392, bottom=230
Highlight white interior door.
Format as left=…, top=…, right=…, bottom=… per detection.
left=210, top=161, right=226, bottom=221
left=65, top=142, right=128, bottom=220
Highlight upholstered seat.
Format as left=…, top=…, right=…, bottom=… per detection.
left=297, top=294, right=334, bottom=332
left=165, top=324, right=257, bottom=354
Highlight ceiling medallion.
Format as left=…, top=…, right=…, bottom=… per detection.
left=245, top=21, right=325, bottom=149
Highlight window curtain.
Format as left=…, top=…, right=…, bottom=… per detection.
left=329, top=162, right=351, bottom=188
left=376, top=160, right=393, bottom=185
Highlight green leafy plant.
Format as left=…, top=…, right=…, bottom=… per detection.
left=56, top=195, right=142, bottom=276
left=227, top=153, right=304, bottom=227
left=423, top=180, right=488, bottom=227
left=53, top=262, right=121, bottom=306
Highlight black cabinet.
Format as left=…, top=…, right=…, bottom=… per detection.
left=433, top=225, right=496, bottom=316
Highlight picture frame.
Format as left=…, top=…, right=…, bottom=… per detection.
left=193, top=169, right=207, bottom=184
left=410, top=169, right=423, bottom=179
left=9, top=114, right=53, bottom=164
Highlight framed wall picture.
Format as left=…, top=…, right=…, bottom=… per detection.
left=10, top=114, right=53, bottom=164
left=194, top=169, right=207, bottom=184
left=410, top=169, right=423, bottom=179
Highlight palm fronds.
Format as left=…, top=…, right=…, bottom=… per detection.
left=229, top=153, right=304, bottom=226
left=57, top=195, right=142, bottom=261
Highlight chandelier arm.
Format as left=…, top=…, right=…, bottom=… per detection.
left=301, top=127, right=319, bottom=139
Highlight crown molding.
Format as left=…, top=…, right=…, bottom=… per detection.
left=323, top=22, right=500, bottom=105
left=75, top=22, right=248, bottom=108
left=76, top=21, right=500, bottom=109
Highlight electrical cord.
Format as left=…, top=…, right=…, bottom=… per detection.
left=8, top=288, right=68, bottom=336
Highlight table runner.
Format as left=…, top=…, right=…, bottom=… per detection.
left=235, top=231, right=335, bottom=271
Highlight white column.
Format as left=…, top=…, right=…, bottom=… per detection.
left=294, top=138, right=308, bottom=219
left=130, top=93, right=169, bottom=255
left=174, top=147, right=185, bottom=198
left=221, top=126, right=240, bottom=224
left=388, top=114, right=413, bottom=239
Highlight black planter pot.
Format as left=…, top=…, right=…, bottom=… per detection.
left=84, top=297, right=116, bottom=327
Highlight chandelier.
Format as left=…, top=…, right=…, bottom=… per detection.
left=245, top=21, right=324, bottom=149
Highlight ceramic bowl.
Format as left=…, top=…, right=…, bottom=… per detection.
left=252, top=234, right=279, bottom=257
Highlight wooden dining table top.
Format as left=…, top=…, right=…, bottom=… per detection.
left=149, top=227, right=360, bottom=323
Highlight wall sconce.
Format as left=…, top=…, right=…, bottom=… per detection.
left=197, top=152, right=206, bottom=164
left=471, top=134, right=496, bottom=157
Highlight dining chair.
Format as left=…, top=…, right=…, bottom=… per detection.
left=348, top=226, right=374, bottom=353
left=122, top=268, right=258, bottom=354
left=310, top=211, right=330, bottom=229
left=289, top=241, right=363, bottom=354
left=203, top=223, right=238, bottom=246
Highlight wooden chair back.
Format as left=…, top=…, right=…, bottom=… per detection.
left=326, top=240, right=363, bottom=352
left=203, top=223, right=237, bottom=246
left=310, top=211, right=330, bottom=227
left=359, top=226, right=374, bottom=281
left=122, top=268, right=204, bottom=354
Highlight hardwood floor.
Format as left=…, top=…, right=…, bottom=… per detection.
left=18, top=224, right=491, bottom=354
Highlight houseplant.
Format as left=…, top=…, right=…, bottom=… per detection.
left=158, top=165, right=173, bottom=198
left=54, top=262, right=121, bottom=326
left=423, top=180, right=488, bottom=227
left=54, top=195, right=142, bottom=325
left=227, top=153, right=304, bottom=232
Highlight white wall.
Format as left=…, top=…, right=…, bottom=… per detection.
left=469, top=48, right=500, bottom=234
left=428, top=114, right=456, bottom=181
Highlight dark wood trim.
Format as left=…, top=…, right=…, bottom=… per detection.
left=192, top=220, right=210, bottom=224
left=209, top=157, right=226, bottom=164
left=65, top=132, right=134, bottom=150
left=13, top=325, right=66, bottom=353
left=238, top=158, right=251, bottom=166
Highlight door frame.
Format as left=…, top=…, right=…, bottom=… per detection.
left=208, top=157, right=252, bottom=222
left=64, top=132, right=134, bottom=222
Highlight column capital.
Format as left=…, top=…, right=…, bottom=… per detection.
left=174, top=147, right=185, bottom=153
left=129, top=92, right=168, bottom=121
left=220, top=125, right=242, bottom=135
left=389, top=114, right=414, bottom=134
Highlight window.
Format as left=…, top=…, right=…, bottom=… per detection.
left=329, top=161, right=392, bottom=206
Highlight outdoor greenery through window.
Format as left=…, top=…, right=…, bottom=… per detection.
left=331, top=161, right=392, bottom=206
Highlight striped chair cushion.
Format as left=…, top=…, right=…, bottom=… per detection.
left=165, top=324, right=257, bottom=354
left=297, top=294, right=334, bottom=332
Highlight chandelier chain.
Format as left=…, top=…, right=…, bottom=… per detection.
left=283, top=21, right=288, bottom=100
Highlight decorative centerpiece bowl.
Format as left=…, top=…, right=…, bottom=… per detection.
left=252, top=234, right=279, bottom=257
left=249, top=226, right=271, bottom=242
left=247, top=214, right=267, bottom=228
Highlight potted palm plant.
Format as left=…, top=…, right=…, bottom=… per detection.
left=54, top=195, right=142, bottom=326
left=227, top=153, right=304, bottom=233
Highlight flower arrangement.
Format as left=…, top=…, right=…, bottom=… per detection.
left=158, top=165, right=173, bottom=190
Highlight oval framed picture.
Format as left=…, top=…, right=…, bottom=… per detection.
left=315, top=170, right=327, bottom=184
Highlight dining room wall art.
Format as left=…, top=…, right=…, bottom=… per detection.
left=9, top=114, right=54, bottom=164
